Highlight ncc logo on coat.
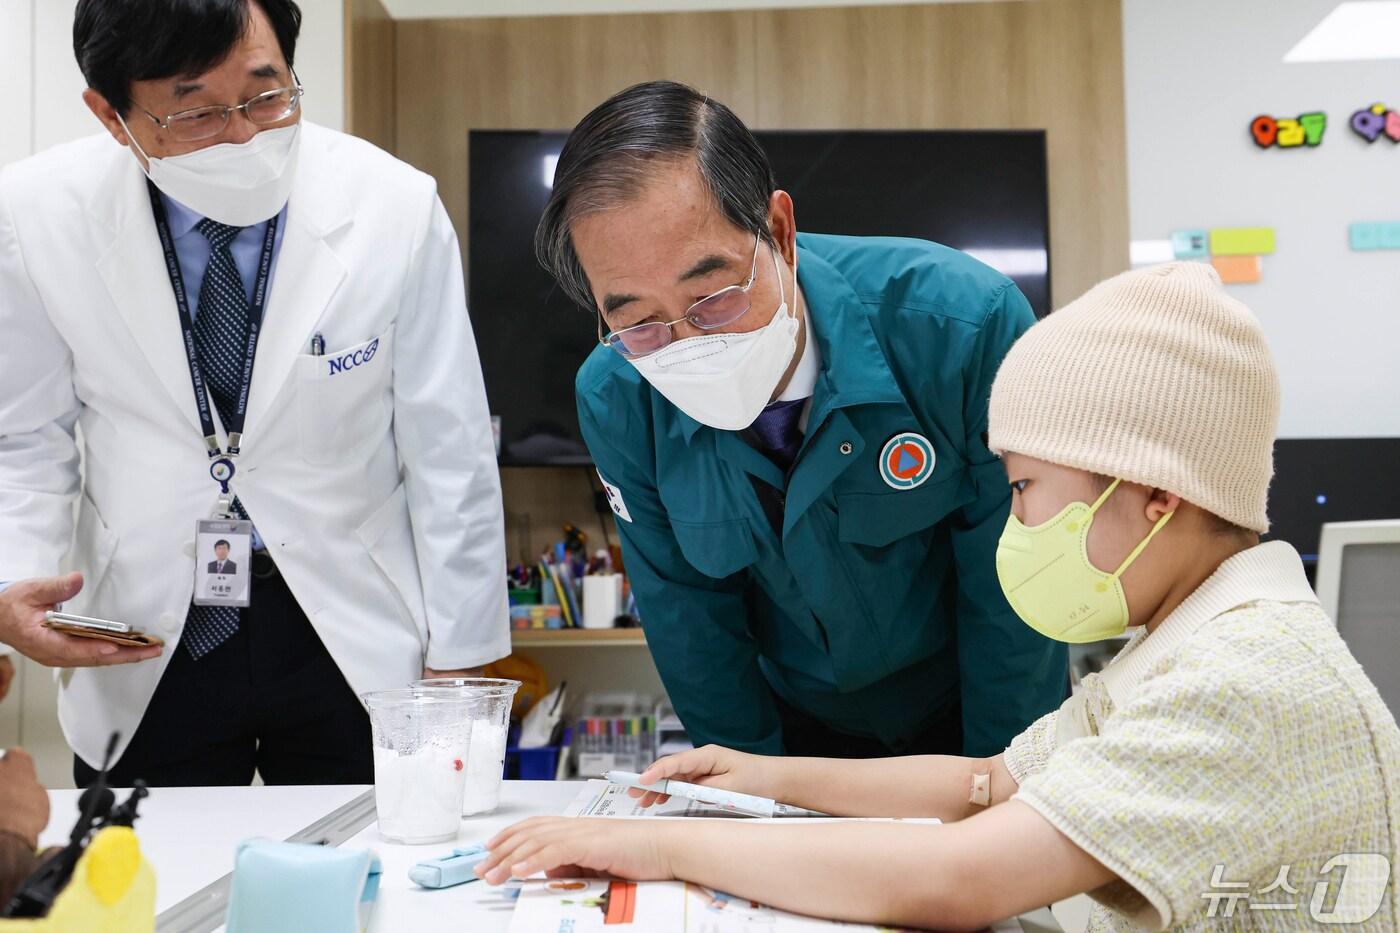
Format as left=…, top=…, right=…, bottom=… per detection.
left=327, top=338, right=380, bottom=376
left=879, top=432, right=935, bottom=490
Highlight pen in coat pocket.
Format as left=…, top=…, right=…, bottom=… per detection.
left=311, top=332, right=325, bottom=356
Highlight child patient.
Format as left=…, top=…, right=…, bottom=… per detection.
left=478, top=263, right=1400, bottom=930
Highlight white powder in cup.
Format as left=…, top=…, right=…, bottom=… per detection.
left=374, top=744, right=466, bottom=843
left=461, top=719, right=508, bottom=816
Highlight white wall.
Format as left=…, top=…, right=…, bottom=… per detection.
left=0, top=0, right=345, bottom=787
left=1124, top=0, right=1400, bottom=439
left=0, top=0, right=33, bottom=168
left=294, top=0, right=345, bottom=135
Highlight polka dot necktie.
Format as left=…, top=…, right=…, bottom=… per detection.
left=183, top=219, right=252, bottom=660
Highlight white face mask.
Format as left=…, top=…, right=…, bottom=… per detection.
left=630, top=246, right=799, bottom=431
left=118, top=117, right=301, bottom=226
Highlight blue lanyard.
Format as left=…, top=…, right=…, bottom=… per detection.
left=147, top=182, right=278, bottom=494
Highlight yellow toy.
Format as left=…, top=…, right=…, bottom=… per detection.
left=0, top=826, right=155, bottom=932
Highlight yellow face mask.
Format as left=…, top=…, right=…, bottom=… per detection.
left=995, top=478, right=1173, bottom=644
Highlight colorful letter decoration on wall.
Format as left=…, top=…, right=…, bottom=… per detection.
left=1350, top=104, right=1400, bottom=144
left=1251, top=112, right=1327, bottom=149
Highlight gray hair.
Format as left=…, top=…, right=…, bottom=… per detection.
left=535, top=80, right=778, bottom=311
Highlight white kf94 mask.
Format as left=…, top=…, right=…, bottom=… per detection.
left=629, top=246, right=800, bottom=431
left=119, top=118, right=301, bottom=227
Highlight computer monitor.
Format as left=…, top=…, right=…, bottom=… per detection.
left=1265, top=438, right=1400, bottom=565
left=1315, top=519, right=1400, bottom=715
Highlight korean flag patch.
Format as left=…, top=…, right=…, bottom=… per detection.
left=598, top=471, right=633, bottom=523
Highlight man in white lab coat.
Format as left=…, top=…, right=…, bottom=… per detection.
left=0, top=0, right=509, bottom=785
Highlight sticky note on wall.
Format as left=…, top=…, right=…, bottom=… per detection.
left=1350, top=222, right=1400, bottom=251
left=1211, top=255, right=1262, bottom=284
left=1170, top=229, right=1209, bottom=259
left=1210, top=227, right=1276, bottom=256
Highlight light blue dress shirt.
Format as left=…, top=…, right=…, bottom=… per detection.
left=159, top=193, right=287, bottom=316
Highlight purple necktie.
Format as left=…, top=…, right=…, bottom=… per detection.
left=749, top=398, right=807, bottom=471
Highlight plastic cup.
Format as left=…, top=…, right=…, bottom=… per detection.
left=412, top=677, right=521, bottom=816
left=362, top=688, right=475, bottom=844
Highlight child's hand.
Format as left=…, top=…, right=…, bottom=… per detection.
left=630, top=744, right=778, bottom=808
left=476, top=817, right=673, bottom=884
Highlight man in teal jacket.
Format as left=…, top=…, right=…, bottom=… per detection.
left=538, top=81, right=1066, bottom=758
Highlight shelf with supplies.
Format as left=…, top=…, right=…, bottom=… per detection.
left=511, top=628, right=648, bottom=648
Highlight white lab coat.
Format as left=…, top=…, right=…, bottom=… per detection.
left=0, top=123, right=510, bottom=767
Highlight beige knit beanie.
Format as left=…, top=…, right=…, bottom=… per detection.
left=988, top=262, right=1280, bottom=533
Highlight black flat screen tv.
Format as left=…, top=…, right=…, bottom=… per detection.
left=468, top=129, right=1051, bottom=466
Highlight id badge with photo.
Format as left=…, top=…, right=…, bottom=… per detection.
left=193, top=518, right=253, bottom=607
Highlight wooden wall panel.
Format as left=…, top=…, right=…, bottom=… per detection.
left=345, top=0, right=397, bottom=152
left=395, top=11, right=759, bottom=265
left=499, top=466, right=614, bottom=566
left=753, top=0, right=1128, bottom=303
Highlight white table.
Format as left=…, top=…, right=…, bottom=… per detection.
left=41, top=781, right=575, bottom=931
left=41, top=782, right=1057, bottom=931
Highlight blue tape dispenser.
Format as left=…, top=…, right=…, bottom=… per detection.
left=409, top=844, right=492, bottom=889
left=225, top=839, right=382, bottom=933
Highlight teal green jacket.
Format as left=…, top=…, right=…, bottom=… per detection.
left=576, top=233, right=1066, bottom=757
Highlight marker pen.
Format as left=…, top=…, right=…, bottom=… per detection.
left=408, top=844, right=492, bottom=889
left=603, top=770, right=828, bottom=818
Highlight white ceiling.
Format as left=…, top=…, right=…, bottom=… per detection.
left=380, top=0, right=1022, bottom=20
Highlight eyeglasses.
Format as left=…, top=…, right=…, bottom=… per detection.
left=136, top=78, right=305, bottom=143
left=600, top=235, right=764, bottom=359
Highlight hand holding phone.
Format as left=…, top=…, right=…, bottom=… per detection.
left=43, top=612, right=164, bottom=648
left=0, top=574, right=163, bottom=666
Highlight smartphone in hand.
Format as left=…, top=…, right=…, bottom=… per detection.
left=43, top=611, right=164, bottom=648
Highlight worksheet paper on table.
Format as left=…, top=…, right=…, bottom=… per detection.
left=507, top=783, right=947, bottom=931
left=507, top=879, right=915, bottom=932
